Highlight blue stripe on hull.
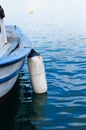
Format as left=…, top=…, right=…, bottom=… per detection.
left=0, top=59, right=25, bottom=83
left=0, top=53, right=25, bottom=68
left=0, top=56, right=25, bottom=68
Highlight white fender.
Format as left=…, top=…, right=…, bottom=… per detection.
left=28, top=49, right=47, bottom=94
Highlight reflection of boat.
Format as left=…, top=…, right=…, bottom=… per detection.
left=30, top=93, right=47, bottom=121
left=0, top=82, right=35, bottom=130
left=0, top=82, right=20, bottom=130
left=12, top=92, right=36, bottom=130
left=0, top=6, right=31, bottom=101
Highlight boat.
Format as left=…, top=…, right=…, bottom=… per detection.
left=0, top=6, right=32, bottom=101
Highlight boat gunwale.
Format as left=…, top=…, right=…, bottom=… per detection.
left=0, top=25, right=32, bottom=67
left=0, top=48, right=30, bottom=67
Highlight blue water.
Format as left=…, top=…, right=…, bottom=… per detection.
left=1, top=24, right=86, bottom=130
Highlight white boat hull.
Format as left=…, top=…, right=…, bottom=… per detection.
left=0, top=26, right=32, bottom=101
left=0, top=58, right=24, bottom=98
left=0, top=75, right=18, bottom=98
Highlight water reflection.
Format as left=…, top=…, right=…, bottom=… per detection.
left=0, top=81, right=20, bottom=130
left=13, top=88, right=47, bottom=130
left=13, top=96, right=35, bottom=130
left=30, top=93, right=47, bottom=122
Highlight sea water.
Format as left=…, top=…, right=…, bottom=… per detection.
left=0, top=23, right=86, bottom=130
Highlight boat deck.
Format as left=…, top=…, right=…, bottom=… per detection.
left=0, top=26, right=20, bottom=57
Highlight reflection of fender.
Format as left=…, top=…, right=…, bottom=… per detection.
left=16, top=120, right=35, bottom=130
left=30, top=93, right=47, bottom=121
left=28, top=49, right=47, bottom=94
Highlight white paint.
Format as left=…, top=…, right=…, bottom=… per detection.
left=0, top=60, right=24, bottom=79
left=0, top=75, right=18, bottom=97
left=0, top=59, right=24, bottom=98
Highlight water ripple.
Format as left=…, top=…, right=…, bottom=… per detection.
left=23, top=24, right=86, bottom=130
left=1, top=25, right=86, bottom=130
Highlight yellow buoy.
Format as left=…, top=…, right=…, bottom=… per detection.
left=29, top=8, right=34, bottom=14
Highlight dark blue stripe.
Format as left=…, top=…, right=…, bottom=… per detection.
left=0, top=59, right=25, bottom=83
left=0, top=48, right=31, bottom=68
left=0, top=56, right=25, bottom=68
